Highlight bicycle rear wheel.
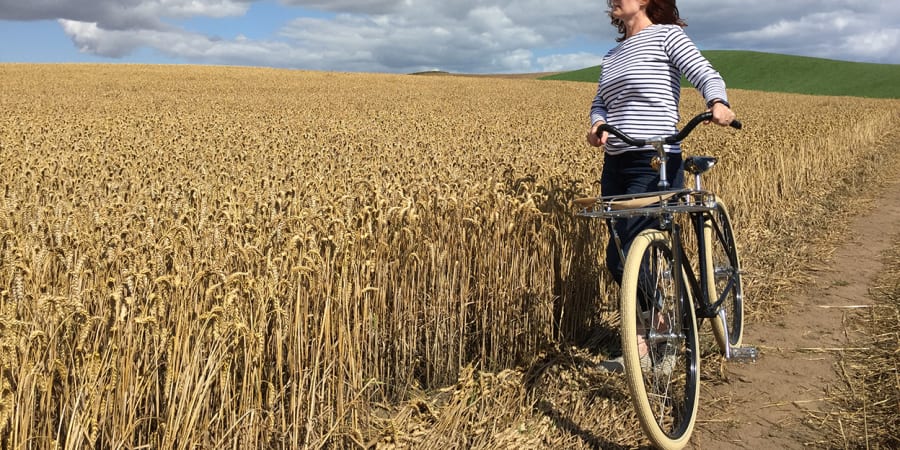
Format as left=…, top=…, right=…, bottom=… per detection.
left=703, top=200, right=744, bottom=352
left=620, top=229, right=700, bottom=450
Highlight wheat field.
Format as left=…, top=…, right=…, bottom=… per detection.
left=0, top=64, right=898, bottom=449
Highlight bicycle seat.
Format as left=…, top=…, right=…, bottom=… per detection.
left=684, top=156, right=717, bottom=175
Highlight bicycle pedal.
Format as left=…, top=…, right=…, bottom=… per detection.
left=728, top=346, right=758, bottom=363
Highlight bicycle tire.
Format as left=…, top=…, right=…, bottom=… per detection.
left=621, top=229, right=700, bottom=449
left=703, top=200, right=744, bottom=352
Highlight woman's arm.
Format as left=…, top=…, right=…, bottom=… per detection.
left=664, top=27, right=735, bottom=126
left=588, top=80, right=609, bottom=146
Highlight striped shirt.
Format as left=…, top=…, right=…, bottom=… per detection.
left=590, top=24, right=727, bottom=154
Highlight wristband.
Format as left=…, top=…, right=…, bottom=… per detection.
left=707, top=98, right=731, bottom=109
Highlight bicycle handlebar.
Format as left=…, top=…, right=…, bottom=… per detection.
left=596, top=112, right=742, bottom=147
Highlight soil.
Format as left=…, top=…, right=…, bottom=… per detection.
left=690, top=175, right=900, bottom=448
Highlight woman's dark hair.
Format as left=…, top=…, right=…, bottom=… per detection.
left=608, top=0, right=687, bottom=42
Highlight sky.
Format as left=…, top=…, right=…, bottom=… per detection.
left=0, top=1, right=898, bottom=74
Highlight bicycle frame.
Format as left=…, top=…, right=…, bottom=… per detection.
left=580, top=188, right=755, bottom=362
left=580, top=163, right=759, bottom=360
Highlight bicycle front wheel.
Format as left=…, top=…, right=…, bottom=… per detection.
left=620, top=229, right=700, bottom=450
left=703, top=200, right=744, bottom=352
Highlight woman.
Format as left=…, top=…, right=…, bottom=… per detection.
left=587, top=0, right=735, bottom=283
left=587, top=0, right=735, bottom=371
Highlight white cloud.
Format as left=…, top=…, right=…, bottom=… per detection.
left=719, top=7, right=900, bottom=63
left=280, top=0, right=404, bottom=15
left=727, top=10, right=863, bottom=41
left=3, top=0, right=899, bottom=72
left=4, top=0, right=606, bottom=72
left=835, top=28, right=900, bottom=64
left=58, top=20, right=136, bottom=58
left=0, top=0, right=252, bottom=29
left=676, top=1, right=900, bottom=63
left=536, top=52, right=604, bottom=73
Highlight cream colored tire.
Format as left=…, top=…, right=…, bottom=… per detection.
left=620, top=229, right=699, bottom=449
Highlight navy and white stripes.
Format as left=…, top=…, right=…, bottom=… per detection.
left=590, top=24, right=727, bottom=154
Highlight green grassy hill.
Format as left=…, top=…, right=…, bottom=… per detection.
left=541, top=50, right=900, bottom=99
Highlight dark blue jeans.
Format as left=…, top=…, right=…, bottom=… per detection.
left=601, top=151, right=684, bottom=285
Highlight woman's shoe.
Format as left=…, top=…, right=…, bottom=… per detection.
left=597, top=353, right=652, bottom=373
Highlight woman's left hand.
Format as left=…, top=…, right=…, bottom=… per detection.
left=709, top=102, right=736, bottom=126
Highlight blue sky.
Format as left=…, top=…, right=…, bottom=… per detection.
left=1, top=1, right=898, bottom=73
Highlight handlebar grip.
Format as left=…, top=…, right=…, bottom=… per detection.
left=704, top=108, right=743, bottom=130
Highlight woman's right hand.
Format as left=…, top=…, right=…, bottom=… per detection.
left=587, top=121, right=608, bottom=147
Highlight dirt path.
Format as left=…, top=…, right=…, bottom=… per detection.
left=691, top=175, right=900, bottom=448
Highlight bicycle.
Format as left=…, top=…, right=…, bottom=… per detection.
left=575, top=112, right=758, bottom=449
